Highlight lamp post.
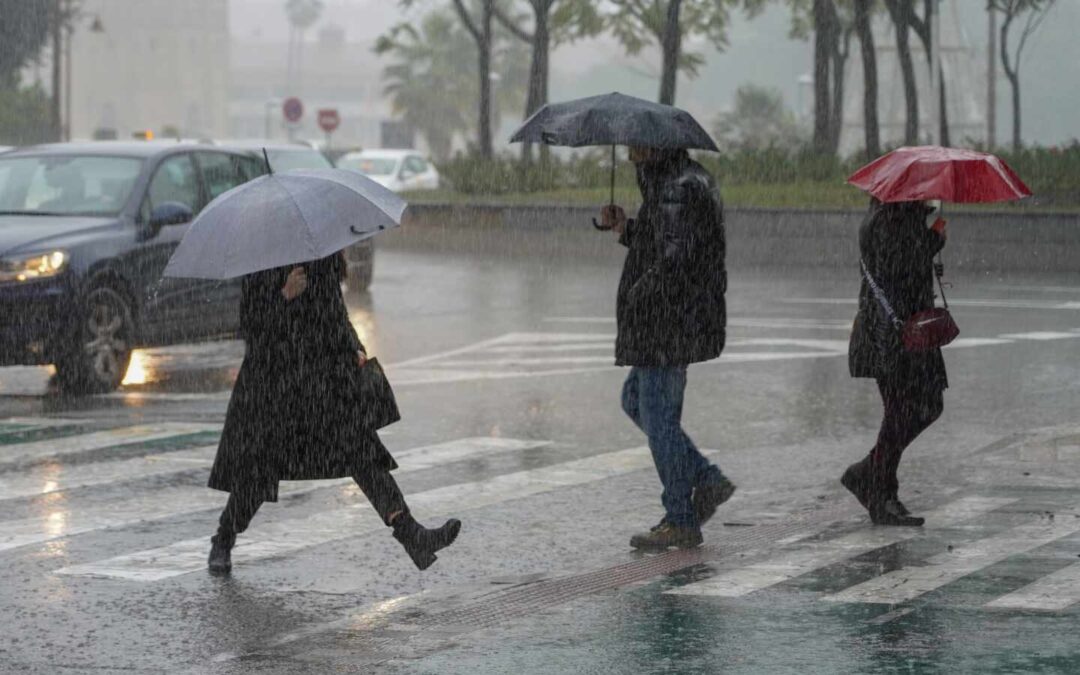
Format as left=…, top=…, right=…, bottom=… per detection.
left=61, top=6, right=105, bottom=142
left=265, top=99, right=281, bottom=139
left=929, top=0, right=941, bottom=145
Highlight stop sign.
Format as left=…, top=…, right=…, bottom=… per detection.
left=282, top=97, right=303, bottom=123
left=317, top=109, right=340, bottom=133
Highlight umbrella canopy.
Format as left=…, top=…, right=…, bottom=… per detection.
left=847, top=146, right=1032, bottom=204
left=164, top=168, right=407, bottom=280
left=510, top=92, right=718, bottom=151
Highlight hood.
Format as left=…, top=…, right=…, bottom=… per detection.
left=0, top=215, right=120, bottom=258
left=364, top=174, right=397, bottom=189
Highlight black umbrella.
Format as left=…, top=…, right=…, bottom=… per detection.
left=510, top=92, right=719, bottom=229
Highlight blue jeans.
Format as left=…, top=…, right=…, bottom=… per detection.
left=621, top=366, right=725, bottom=529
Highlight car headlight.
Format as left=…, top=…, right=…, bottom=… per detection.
left=0, top=251, right=69, bottom=282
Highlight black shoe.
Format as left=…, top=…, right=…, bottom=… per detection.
left=890, top=495, right=912, bottom=517
left=208, top=534, right=233, bottom=576
left=693, top=479, right=737, bottom=526
left=392, top=514, right=462, bottom=571
left=871, top=498, right=925, bottom=527
left=841, top=463, right=872, bottom=512
left=629, top=522, right=703, bottom=550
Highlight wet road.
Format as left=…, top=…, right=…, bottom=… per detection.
left=2, top=236, right=1080, bottom=673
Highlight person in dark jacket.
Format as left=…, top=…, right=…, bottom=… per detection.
left=207, top=251, right=460, bottom=574
left=843, top=199, right=948, bottom=526
left=600, top=147, right=736, bottom=550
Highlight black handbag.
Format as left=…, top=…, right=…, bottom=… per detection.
left=354, top=357, right=401, bottom=430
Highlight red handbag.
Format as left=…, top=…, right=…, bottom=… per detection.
left=862, top=258, right=959, bottom=353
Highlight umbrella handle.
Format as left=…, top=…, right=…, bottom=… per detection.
left=592, top=217, right=612, bottom=231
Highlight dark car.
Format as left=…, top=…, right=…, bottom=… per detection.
left=0, top=141, right=268, bottom=393
left=214, top=140, right=376, bottom=292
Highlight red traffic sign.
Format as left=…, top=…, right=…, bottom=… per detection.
left=317, top=109, right=340, bottom=133
left=282, top=97, right=304, bottom=123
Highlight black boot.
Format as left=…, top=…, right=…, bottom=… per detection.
left=870, top=498, right=925, bottom=527
left=208, top=532, right=234, bottom=576
left=391, top=513, right=461, bottom=571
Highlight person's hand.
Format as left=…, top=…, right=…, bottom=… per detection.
left=281, top=266, right=308, bottom=301
left=931, top=217, right=947, bottom=240
left=357, top=349, right=368, bottom=368
left=601, top=205, right=627, bottom=234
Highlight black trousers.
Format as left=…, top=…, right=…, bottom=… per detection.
left=857, top=379, right=944, bottom=497
left=215, top=469, right=408, bottom=545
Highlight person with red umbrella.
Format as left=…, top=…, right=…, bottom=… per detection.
left=842, top=146, right=1031, bottom=526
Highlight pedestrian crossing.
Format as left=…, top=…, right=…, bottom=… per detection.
left=3, top=419, right=1080, bottom=616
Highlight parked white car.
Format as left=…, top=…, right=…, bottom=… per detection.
left=336, top=150, right=440, bottom=192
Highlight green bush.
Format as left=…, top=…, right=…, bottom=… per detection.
left=435, top=144, right=1080, bottom=207
left=997, top=143, right=1080, bottom=204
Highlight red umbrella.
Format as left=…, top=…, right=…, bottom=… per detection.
left=847, top=146, right=1032, bottom=204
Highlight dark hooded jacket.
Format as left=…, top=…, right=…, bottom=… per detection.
left=615, top=151, right=727, bottom=367
left=849, top=201, right=948, bottom=389
left=209, top=253, right=397, bottom=502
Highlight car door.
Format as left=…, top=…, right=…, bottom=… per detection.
left=131, top=152, right=210, bottom=344
left=190, top=151, right=267, bottom=334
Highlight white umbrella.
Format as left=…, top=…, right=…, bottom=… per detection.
left=164, top=167, right=407, bottom=280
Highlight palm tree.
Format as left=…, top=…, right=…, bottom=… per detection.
left=376, top=10, right=528, bottom=160
left=284, top=0, right=323, bottom=93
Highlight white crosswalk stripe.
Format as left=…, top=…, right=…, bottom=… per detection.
left=56, top=444, right=661, bottom=581
left=0, top=422, right=219, bottom=465
left=0, top=437, right=551, bottom=553
left=824, top=517, right=1080, bottom=606
left=0, top=445, right=218, bottom=499
left=665, top=497, right=1015, bottom=598
left=986, top=561, right=1080, bottom=611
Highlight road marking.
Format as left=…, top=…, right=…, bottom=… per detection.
left=0, top=445, right=219, bottom=499
left=543, top=316, right=854, bottom=331
left=0, top=437, right=549, bottom=553
left=0, top=422, right=220, bottom=465
left=997, top=331, right=1080, bottom=341
left=785, top=298, right=1080, bottom=311
left=985, top=561, right=1080, bottom=611
left=824, top=516, right=1080, bottom=606
left=56, top=444, right=662, bottom=581
left=0, top=417, right=80, bottom=432
left=665, top=497, right=1015, bottom=598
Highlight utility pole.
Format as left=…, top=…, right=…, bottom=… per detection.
left=51, top=0, right=63, bottom=141
left=64, top=0, right=72, bottom=141
left=987, top=2, right=997, bottom=149
left=929, top=0, right=941, bottom=145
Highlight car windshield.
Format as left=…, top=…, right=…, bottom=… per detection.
left=0, top=155, right=143, bottom=217
left=338, top=156, right=398, bottom=177
left=267, top=149, right=334, bottom=171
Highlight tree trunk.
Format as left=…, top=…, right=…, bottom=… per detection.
left=812, top=0, right=836, bottom=154
left=854, top=0, right=880, bottom=159
left=910, top=7, right=950, bottom=146
left=829, top=27, right=853, bottom=154
left=1008, top=70, right=1020, bottom=150
left=478, top=0, right=494, bottom=158
left=885, top=0, right=919, bottom=144
left=658, top=0, right=683, bottom=105
left=522, top=2, right=551, bottom=163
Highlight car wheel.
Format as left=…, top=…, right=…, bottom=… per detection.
left=56, top=286, right=134, bottom=394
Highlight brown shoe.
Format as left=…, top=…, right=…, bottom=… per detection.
left=630, top=522, right=703, bottom=550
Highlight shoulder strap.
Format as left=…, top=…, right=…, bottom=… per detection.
left=861, top=259, right=903, bottom=330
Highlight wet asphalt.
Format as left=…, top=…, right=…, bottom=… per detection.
left=2, top=232, right=1080, bottom=674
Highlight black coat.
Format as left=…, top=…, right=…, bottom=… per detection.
left=209, top=254, right=397, bottom=502
left=615, top=152, right=727, bottom=367
left=849, top=202, right=948, bottom=389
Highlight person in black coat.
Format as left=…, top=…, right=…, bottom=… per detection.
left=206, top=251, right=460, bottom=574
left=843, top=199, right=948, bottom=526
left=600, top=147, right=735, bottom=550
